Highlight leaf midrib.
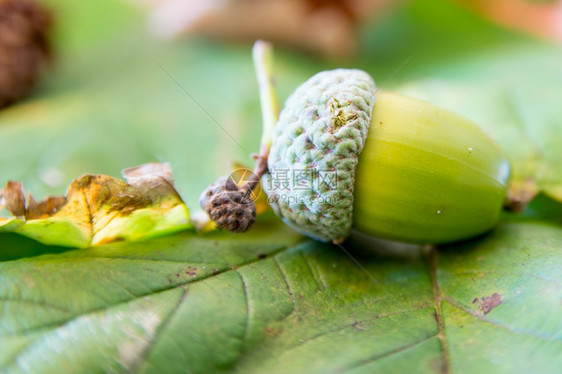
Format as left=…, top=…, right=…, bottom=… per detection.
left=425, top=246, right=451, bottom=374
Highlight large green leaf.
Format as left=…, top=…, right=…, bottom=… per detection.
left=1, top=216, right=561, bottom=373
left=1, top=0, right=562, bottom=372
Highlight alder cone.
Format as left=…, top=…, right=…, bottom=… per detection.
left=200, top=176, right=257, bottom=233
left=0, top=0, right=52, bottom=108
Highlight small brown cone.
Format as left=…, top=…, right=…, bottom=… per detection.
left=200, top=176, right=257, bottom=233
left=0, top=0, right=52, bottom=108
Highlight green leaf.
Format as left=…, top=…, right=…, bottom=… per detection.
left=1, top=217, right=561, bottom=373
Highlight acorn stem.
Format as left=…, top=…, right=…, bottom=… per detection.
left=241, top=142, right=269, bottom=195
left=252, top=40, right=279, bottom=150
left=240, top=40, right=279, bottom=195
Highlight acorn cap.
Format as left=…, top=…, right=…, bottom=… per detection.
left=263, top=69, right=376, bottom=242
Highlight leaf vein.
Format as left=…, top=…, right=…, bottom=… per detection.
left=131, top=287, right=189, bottom=372
left=424, top=246, right=450, bottom=374
left=445, top=270, right=561, bottom=284
left=272, top=257, right=296, bottom=318
left=237, top=270, right=251, bottom=348
left=341, top=333, right=439, bottom=373
left=299, top=251, right=325, bottom=291
left=0, top=298, right=73, bottom=315
left=289, top=305, right=434, bottom=352
left=443, top=297, right=562, bottom=342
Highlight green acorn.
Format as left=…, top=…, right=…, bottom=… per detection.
left=264, top=68, right=510, bottom=244
left=200, top=41, right=510, bottom=245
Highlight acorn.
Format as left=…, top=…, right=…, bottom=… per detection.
left=200, top=41, right=510, bottom=244
left=263, top=68, right=510, bottom=244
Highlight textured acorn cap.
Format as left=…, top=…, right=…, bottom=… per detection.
left=263, top=69, right=376, bottom=242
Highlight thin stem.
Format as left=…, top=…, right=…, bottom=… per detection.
left=241, top=40, right=280, bottom=194
left=252, top=40, right=279, bottom=151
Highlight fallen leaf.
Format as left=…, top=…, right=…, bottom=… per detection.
left=139, top=0, right=390, bottom=59
left=0, top=163, right=192, bottom=248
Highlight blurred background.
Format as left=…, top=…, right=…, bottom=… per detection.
left=1, top=0, right=561, bottom=210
